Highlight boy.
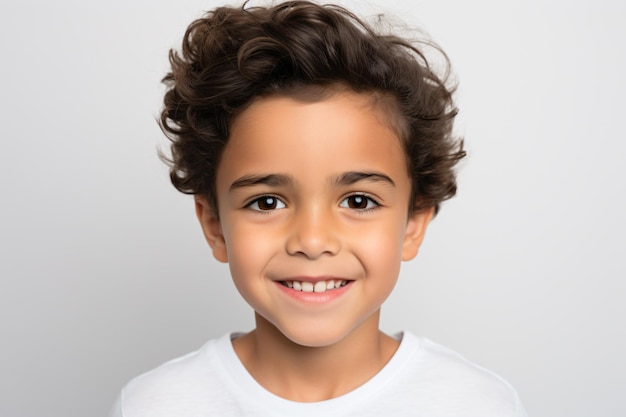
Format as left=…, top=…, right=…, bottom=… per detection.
left=111, top=1, right=528, bottom=415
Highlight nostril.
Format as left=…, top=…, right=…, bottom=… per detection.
left=285, top=238, right=341, bottom=259
left=285, top=210, right=342, bottom=258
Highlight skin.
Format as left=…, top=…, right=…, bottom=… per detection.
left=195, top=91, right=433, bottom=402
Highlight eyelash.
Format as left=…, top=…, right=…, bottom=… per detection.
left=339, top=194, right=381, bottom=212
left=244, top=193, right=381, bottom=212
left=245, top=195, right=286, bottom=212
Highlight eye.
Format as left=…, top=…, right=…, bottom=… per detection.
left=339, top=194, right=380, bottom=210
left=247, top=196, right=286, bottom=211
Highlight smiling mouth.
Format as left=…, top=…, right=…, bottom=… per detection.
left=280, top=279, right=351, bottom=293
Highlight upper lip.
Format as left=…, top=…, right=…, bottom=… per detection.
left=277, top=276, right=351, bottom=283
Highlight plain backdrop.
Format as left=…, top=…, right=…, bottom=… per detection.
left=1, top=1, right=624, bottom=416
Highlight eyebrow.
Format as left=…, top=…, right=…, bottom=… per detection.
left=334, top=171, right=396, bottom=187
left=229, top=171, right=396, bottom=191
left=229, top=174, right=292, bottom=191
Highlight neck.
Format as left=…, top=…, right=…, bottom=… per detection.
left=232, top=311, right=399, bottom=402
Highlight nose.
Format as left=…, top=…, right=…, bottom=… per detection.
left=285, top=206, right=341, bottom=259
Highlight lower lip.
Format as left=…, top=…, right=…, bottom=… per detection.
left=275, top=281, right=353, bottom=303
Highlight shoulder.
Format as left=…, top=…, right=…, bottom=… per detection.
left=115, top=334, right=236, bottom=417
left=394, top=332, right=527, bottom=417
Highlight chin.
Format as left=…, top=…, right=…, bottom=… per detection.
left=254, top=307, right=381, bottom=349
left=269, top=314, right=376, bottom=349
left=280, top=326, right=352, bottom=348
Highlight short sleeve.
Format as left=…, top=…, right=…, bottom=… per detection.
left=108, top=391, right=123, bottom=417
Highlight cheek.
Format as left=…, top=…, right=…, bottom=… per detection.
left=224, top=237, right=267, bottom=306
left=223, top=221, right=276, bottom=280
left=351, top=219, right=406, bottom=269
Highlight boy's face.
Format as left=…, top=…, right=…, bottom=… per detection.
left=196, top=91, right=432, bottom=347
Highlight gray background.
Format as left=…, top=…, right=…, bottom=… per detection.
left=1, top=0, right=624, bottom=416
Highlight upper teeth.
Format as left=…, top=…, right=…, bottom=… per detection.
left=283, top=280, right=348, bottom=293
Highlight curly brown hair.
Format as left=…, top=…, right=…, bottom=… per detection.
left=160, top=0, right=465, bottom=214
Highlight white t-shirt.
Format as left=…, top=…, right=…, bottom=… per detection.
left=110, top=332, right=528, bottom=417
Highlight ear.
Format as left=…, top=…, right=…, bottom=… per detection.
left=401, top=207, right=434, bottom=261
left=194, top=196, right=228, bottom=263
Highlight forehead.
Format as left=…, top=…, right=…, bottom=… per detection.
left=251, top=85, right=409, bottom=143
left=217, top=91, right=410, bottom=190
left=229, top=91, right=404, bottom=161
